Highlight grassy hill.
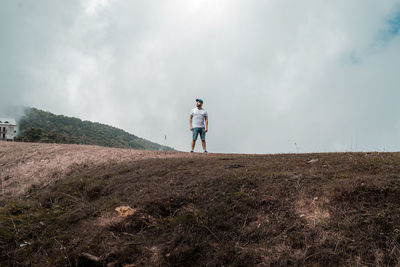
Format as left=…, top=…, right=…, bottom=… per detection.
left=1, top=142, right=400, bottom=266
left=15, top=107, right=173, bottom=151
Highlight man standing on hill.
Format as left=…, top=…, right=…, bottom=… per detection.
left=190, top=99, right=208, bottom=153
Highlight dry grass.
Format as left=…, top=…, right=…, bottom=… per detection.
left=296, top=195, right=331, bottom=228
left=1, top=143, right=400, bottom=266
left=0, top=142, right=188, bottom=201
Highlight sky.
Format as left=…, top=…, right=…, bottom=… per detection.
left=1, top=0, right=400, bottom=153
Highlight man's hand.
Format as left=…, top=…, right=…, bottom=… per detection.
left=190, top=126, right=193, bottom=131
left=205, top=128, right=208, bottom=133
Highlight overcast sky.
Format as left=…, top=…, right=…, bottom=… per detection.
left=1, top=0, right=400, bottom=153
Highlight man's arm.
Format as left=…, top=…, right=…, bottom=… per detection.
left=190, top=114, right=193, bottom=131
left=205, top=116, right=208, bottom=132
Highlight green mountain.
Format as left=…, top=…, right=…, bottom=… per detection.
left=16, top=107, right=174, bottom=151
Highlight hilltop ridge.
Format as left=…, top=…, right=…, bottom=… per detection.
left=1, top=142, right=400, bottom=266
left=15, top=107, right=173, bottom=151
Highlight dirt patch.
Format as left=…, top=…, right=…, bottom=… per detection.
left=296, top=195, right=331, bottom=228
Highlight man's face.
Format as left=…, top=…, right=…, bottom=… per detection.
left=196, top=101, right=202, bottom=107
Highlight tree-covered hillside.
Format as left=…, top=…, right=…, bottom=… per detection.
left=16, top=107, right=173, bottom=151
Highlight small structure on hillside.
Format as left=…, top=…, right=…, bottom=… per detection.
left=0, top=118, right=17, bottom=141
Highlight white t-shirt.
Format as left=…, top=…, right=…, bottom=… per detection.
left=190, top=108, right=208, bottom=128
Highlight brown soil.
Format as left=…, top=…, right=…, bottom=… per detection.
left=1, top=142, right=400, bottom=266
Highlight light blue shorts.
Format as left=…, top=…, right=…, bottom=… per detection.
left=192, top=127, right=206, bottom=141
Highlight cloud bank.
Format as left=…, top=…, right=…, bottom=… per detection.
left=1, top=0, right=400, bottom=153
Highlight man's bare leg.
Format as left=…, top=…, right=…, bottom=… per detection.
left=201, top=140, right=206, bottom=151
left=191, top=140, right=196, bottom=151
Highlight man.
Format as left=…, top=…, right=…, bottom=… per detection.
left=190, top=98, right=208, bottom=153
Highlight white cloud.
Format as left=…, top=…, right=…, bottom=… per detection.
left=1, top=0, right=400, bottom=153
left=84, top=0, right=115, bottom=16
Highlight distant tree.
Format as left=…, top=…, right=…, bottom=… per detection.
left=18, top=128, right=43, bottom=142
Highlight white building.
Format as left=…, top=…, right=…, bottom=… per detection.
left=0, top=118, right=17, bottom=141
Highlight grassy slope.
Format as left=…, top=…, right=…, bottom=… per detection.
left=1, top=151, right=400, bottom=266
left=17, top=107, right=173, bottom=151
